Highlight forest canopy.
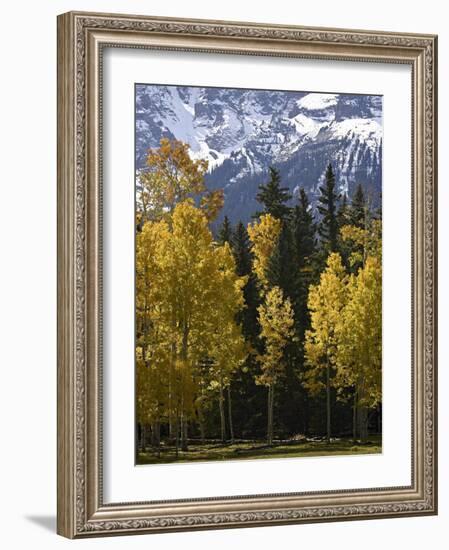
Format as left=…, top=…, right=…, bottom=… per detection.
left=135, top=138, right=382, bottom=463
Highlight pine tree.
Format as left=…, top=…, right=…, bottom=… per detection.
left=350, top=184, right=366, bottom=228
left=226, top=224, right=264, bottom=439
left=266, top=221, right=295, bottom=301
left=229, top=221, right=263, bottom=440
left=233, top=222, right=252, bottom=276
left=232, top=222, right=259, bottom=342
left=254, top=167, right=292, bottom=221
left=291, top=188, right=317, bottom=338
left=375, top=192, right=382, bottom=221
left=317, top=164, right=340, bottom=253
left=253, top=168, right=295, bottom=304
left=218, top=215, right=232, bottom=244
left=293, top=188, right=316, bottom=270
left=274, top=188, right=317, bottom=438
left=337, top=193, right=351, bottom=268
left=337, top=193, right=350, bottom=229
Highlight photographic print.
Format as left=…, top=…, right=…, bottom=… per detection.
left=135, top=84, right=383, bottom=465
left=57, top=13, right=437, bottom=537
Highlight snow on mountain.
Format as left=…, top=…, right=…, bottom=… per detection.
left=296, top=93, right=339, bottom=111
left=329, top=118, right=381, bottom=149
left=135, top=85, right=382, bottom=224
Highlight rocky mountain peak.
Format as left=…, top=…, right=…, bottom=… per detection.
left=136, top=84, right=382, bottom=225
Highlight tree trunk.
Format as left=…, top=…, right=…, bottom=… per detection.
left=180, top=413, right=188, bottom=451
left=175, top=416, right=179, bottom=458
left=326, top=362, right=331, bottom=444
left=183, top=419, right=189, bottom=451
left=168, top=378, right=173, bottom=442
left=219, top=384, right=226, bottom=443
left=150, top=422, right=156, bottom=447
left=179, top=320, right=190, bottom=453
left=358, top=406, right=368, bottom=442
left=227, top=385, right=234, bottom=443
left=153, top=420, right=161, bottom=458
left=377, top=404, right=382, bottom=434
left=198, top=415, right=205, bottom=444
left=267, top=385, right=274, bottom=446
left=169, top=328, right=176, bottom=443
left=353, top=390, right=358, bottom=442
left=169, top=416, right=174, bottom=442
left=141, top=424, right=146, bottom=452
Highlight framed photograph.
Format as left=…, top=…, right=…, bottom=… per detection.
left=57, top=11, right=438, bottom=538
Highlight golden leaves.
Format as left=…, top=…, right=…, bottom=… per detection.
left=303, top=253, right=347, bottom=395
left=256, top=286, right=295, bottom=386
left=304, top=242, right=382, bottom=408
left=247, top=214, right=281, bottom=289
left=138, top=138, right=224, bottom=223
left=136, top=199, right=246, bottom=423
left=334, top=255, right=382, bottom=407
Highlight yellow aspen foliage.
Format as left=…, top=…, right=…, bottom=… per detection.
left=200, top=189, right=225, bottom=222
left=247, top=214, right=282, bottom=290
left=208, top=314, right=246, bottom=441
left=304, top=253, right=348, bottom=395
left=136, top=220, right=173, bottom=427
left=256, top=285, right=295, bottom=445
left=138, top=138, right=223, bottom=222
left=135, top=199, right=246, bottom=430
left=334, top=255, right=382, bottom=409
left=256, top=286, right=295, bottom=387
left=206, top=242, right=247, bottom=440
left=208, top=242, right=247, bottom=381
left=340, top=218, right=382, bottom=267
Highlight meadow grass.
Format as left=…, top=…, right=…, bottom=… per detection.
left=137, top=435, right=382, bottom=464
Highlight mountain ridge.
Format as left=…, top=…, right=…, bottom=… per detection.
left=136, top=84, right=382, bottom=225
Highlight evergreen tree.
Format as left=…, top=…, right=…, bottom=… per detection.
left=228, top=222, right=265, bottom=439
left=266, top=222, right=295, bottom=300
left=218, top=215, right=232, bottom=244
left=345, top=185, right=371, bottom=273
left=254, top=167, right=292, bottom=221
left=264, top=189, right=315, bottom=440
left=293, top=188, right=316, bottom=270
left=253, top=168, right=295, bottom=301
left=337, top=193, right=352, bottom=269
left=232, top=222, right=260, bottom=343
left=232, top=222, right=252, bottom=275
left=337, top=193, right=350, bottom=229
left=350, top=184, right=366, bottom=228
left=277, top=188, right=316, bottom=436
left=291, top=189, right=317, bottom=336
left=317, top=163, right=340, bottom=253
left=375, top=192, right=382, bottom=221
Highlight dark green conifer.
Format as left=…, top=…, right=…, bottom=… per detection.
left=218, top=215, right=232, bottom=244
left=254, top=167, right=292, bottom=221
left=349, top=183, right=366, bottom=228
left=337, top=193, right=350, bottom=228
left=232, top=222, right=259, bottom=343
left=317, top=163, right=340, bottom=253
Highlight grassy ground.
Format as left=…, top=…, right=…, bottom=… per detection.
left=137, top=435, right=382, bottom=464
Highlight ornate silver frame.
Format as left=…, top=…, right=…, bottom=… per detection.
left=57, top=11, right=438, bottom=538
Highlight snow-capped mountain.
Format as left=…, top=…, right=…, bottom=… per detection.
left=136, top=85, right=382, bottom=225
